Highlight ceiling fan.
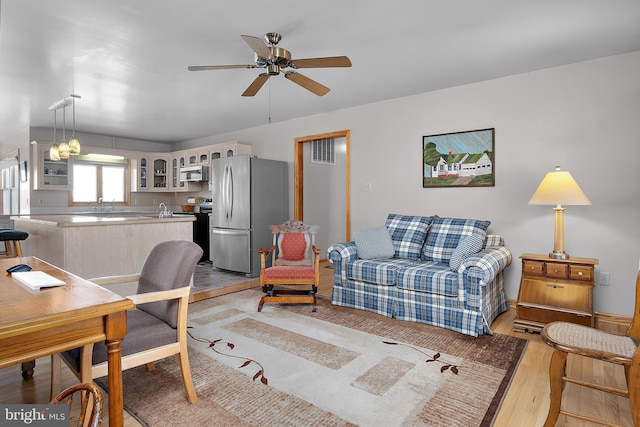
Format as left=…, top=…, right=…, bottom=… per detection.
left=188, top=32, right=352, bottom=97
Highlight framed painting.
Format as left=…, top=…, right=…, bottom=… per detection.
left=423, top=128, right=495, bottom=188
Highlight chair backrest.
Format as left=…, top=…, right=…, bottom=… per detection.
left=136, top=240, right=203, bottom=328
left=627, top=263, right=640, bottom=339
left=269, top=220, right=319, bottom=266
left=50, top=382, right=103, bottom=427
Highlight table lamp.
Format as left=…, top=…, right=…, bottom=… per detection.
left=528, top=166, right=591, bottom=260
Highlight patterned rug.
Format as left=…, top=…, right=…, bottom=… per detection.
left=105, top=288, right=526, bottom=426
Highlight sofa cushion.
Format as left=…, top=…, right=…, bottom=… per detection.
left=396, top=262, right=460, bottom=297
left=422, top=216, right=490, bottom=263
left=385, top=214, right=432, bottom=260
left=346, top=258, right=416, bottom=286
left=449, top=233, right=485, bottom=271
left=354, top=226, right=395, bottom=259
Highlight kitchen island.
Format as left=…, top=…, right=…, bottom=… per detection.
left=12, top=214, right=195, bottom=279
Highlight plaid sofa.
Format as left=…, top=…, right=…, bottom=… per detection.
left=328, top=214, right=512, bottom=337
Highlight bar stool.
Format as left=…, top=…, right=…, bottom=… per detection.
left=0, top=228, right=28, bottom=258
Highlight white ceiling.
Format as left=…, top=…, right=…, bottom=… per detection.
left=1, top=1, right=639, bottom=144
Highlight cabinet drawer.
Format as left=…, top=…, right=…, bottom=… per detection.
left=516, top=305, right=593, bottom=326
left=546, top=263, right=568, bottom=278
left=522, top=260, right=544, bottom=276
left=569, top=265, right=593, bottom=281
left=519, top=278, right=592, bottom=312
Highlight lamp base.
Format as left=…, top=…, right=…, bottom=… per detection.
left=549, top=250, right=569, bottom=260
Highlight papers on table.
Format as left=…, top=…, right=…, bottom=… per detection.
left=11, top=271, right=66, bottom=290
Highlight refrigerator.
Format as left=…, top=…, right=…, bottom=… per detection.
left=210, top=155, right=288, bottom=277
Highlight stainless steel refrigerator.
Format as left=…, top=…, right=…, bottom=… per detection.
left=210, top=155, right=288, bottom=277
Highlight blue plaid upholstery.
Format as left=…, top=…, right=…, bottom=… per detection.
left=330, top=278, right=397, bottom=318
left=422, top=216, right=490, bottom=263
left=385, top=214, right=432, bottom=259
left=328, top=231, right=511, bottom=337
left=346, top=258, right=415, bottom=286
left=396, top=262, right=459, bottom=297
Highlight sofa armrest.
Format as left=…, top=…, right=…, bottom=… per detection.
left=459, top=246, right=512, bottom=284
left=327, top=242, right=359, bottom=264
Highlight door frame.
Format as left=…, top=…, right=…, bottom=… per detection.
left=294, top=129, right=351, bottom=241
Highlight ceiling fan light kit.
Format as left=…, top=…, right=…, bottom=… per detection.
left=188, top=32, right=351, bottom=97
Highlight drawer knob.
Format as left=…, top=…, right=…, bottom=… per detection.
left=578, top=271, right=583, bottom=276
left=554, top=269, right=559, bottom=273
left=546, top=283, right=565, bottom=289
left=530, top=266, right=535, bottom=270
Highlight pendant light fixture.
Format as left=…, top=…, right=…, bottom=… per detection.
left=68, top=96, right=80, bottom=155
left=58, top=106, right=70, bottom=159
left=48, top=94, right=81, bottom=161
left=49, top=109, right=60, bottom=161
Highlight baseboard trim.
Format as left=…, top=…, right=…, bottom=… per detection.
left=507, top=299, right=632, bottom=332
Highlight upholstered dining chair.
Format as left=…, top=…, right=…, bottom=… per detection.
left=50, top=382, right=103, bottom=427
left=541, top=264, right=640, bottom=427
left=51, top=240, right=203, bottom=404
left=258, top=220, right=320, bottom=312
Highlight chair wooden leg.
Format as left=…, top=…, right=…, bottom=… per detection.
left=178, top=350, right=198, bottom=403
left=544, top=349, right=567, bottom=427
left=13, top=241, right=22, bottom=257
left=627, top=362, right=640, bottom=427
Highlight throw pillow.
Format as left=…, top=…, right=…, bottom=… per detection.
left=354, top=226, right=395, bottom=259
left=385, top=214, right=432, bottom=259
left=422, top=216, right=490, bottom=263
left=449, top=233, right=485, bottom=271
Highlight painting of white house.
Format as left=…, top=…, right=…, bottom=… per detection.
left=423, top=128, right=495, bottom=187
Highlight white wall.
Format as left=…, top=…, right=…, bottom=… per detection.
left=180, top=51, right=640, bottom=316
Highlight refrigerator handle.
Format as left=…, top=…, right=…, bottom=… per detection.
left=228, top=163, right=234, bottom=222
left=222, top=163, right=229, bottom=221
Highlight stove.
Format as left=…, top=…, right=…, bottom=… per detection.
left=198, top=198, right=212, bottom=214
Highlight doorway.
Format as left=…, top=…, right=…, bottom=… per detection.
left=294, top=130, right=350, bottom=256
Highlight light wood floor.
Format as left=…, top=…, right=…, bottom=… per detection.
left=0, top=263, right=633, bottom=426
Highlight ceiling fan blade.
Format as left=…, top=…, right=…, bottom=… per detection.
left=188, top=64, right=256, bottom=71
left=241, top=35, right=272, bottom=60
left=242, top=73, right=269, bottom=97
left=289, top=56, right=352, bottom=69
left=284, top=71, right=330, bottom=96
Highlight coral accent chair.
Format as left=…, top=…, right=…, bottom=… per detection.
left=51, top=240, right=203, bottom=404
left=541, top=264, right=640, bottom=426
left=258, top=220, right=320, bottom=312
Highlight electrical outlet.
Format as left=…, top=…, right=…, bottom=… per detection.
left=599, top=271, right=610, bottom=286
left=363, top=182, right=372, bottom=192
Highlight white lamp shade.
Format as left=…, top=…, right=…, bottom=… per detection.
left=528, top=167, right=591, bottom=206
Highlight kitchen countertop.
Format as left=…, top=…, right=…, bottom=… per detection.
left=11, top=214, right=195, bottom=227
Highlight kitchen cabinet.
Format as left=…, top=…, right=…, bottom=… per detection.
left=223, top=142, right=252, bottom=157
left=513, top=253, right=599, bottom=333
left=32, top=142, right=73, bottom=190
left=197, top=150, right=209, bottom=166
left=170, top=154, right=186, bottom=191
left=137, top=154, right=169, bottom=191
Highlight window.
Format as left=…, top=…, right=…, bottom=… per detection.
left=71, top=155, right=129, bottom=205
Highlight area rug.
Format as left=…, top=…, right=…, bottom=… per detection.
left=105, top=288, right=526, bottom=427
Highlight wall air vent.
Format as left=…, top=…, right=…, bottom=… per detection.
left=311, top=138, right=335, bottom=165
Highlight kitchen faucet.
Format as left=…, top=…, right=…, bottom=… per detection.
left=97, top=197, right=103, bottom=212
left=159, top=202, right=169, bottom=218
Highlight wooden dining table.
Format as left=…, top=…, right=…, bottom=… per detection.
left=0, top=256, right=135, bottom=427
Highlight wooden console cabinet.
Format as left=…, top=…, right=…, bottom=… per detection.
left=513, top=253, right=599, bottom=333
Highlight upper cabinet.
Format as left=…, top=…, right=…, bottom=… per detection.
left=136, top=154, right=169, bottom=191
left=223, top=142, right=252, bottom=158
left=31, top=142, right=73, bottom=190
